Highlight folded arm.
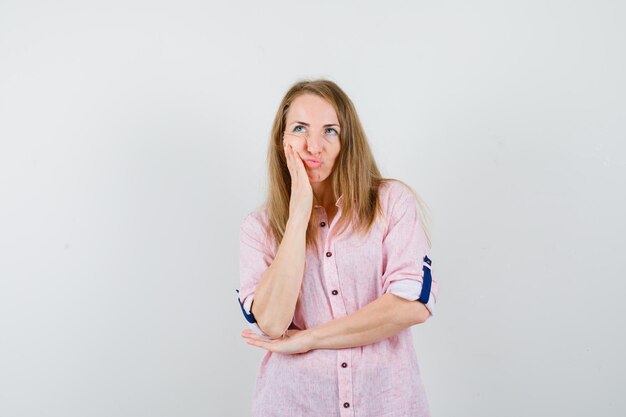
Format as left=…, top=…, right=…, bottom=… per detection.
left=306, top=292, right=431, bottom=350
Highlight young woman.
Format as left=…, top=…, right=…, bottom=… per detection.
left=237, top=79, right=439, bottom=417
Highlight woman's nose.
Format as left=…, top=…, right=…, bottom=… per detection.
left=306, top=131, right=323, bottom=154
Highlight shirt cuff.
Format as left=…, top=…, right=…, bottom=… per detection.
left=236, top=290, right=271, bottom=338
left=386, top=277, right=436, bottom=317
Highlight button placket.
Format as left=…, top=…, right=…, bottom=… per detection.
left=317, top=203, right=354, bottom=416
left=323, top=226, right=349, bottom=319
left=317, top=207, right=328, bottom=235
left=319, top=207, right=343, bottom=313
left=323, top=241, right=343, bottom=317
left=337, top=348, right=354, bottom=417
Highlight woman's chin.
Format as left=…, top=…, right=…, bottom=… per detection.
left=306, top=170, right=326, bottom=183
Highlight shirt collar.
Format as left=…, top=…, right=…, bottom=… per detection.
left=313, top=194, right=344, bottom=208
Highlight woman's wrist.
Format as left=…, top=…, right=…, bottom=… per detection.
left=286, top=216, right=309, bottom=234
left=302, top=328, right=320, bottom=351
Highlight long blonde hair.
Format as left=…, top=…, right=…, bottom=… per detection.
left=262, top=78, right=431, bottom=251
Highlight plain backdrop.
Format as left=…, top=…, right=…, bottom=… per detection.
left=1, top=1, right=625, bottom=416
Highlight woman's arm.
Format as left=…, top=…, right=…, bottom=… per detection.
left=250, top=140, right=315, bottom=339
left=241, top=292, right=430, bottom=353
left=306, top=292, right=431, bottom=350
left=251, top=217, right=308, bottom=339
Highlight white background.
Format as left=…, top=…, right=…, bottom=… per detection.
left=1, top=1, right=625, bottom=416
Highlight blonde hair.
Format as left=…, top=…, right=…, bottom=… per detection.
left=262, top=78, right=431, bottom=251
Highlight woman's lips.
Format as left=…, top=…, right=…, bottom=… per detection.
left=305, top=159, right=322, bottom=168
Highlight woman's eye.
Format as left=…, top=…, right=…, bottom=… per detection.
left=294, top=125, right=305, bottom=133
left=325, top=128, right=338, bottom=135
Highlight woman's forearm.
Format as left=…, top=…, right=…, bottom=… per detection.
left=307, top=293, right=430, bottom=350
left=252, top=218, right=308, bottom=338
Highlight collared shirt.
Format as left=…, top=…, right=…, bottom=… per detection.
left=236, top=179, right=439, bottom=417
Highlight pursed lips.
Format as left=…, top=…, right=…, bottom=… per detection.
left=304, top=158, right=322, bottom=168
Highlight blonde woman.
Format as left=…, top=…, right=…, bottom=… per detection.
left=237, top=79, right=439, bottom=417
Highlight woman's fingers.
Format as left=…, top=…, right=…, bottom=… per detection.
left=284, top=139, right=306, bottom=179
left=291, top=146, right=307, bottom=176
left=283, top=139, right=296, bottom=179
left=241, top=327, right=311, bottom=354
left=241, top=329, right=273, bottom=343
left=284, top=141, right=302, bottom=182
left=282, top=137, right=313, bottom=223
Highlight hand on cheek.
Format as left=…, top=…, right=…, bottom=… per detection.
left=283, top=137, right=304, bottom=161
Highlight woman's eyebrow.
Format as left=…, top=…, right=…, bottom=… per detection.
left=290, top=121, right=340, bottom=128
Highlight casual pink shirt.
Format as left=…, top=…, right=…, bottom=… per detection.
left=237, top=180, right=439, bottom=417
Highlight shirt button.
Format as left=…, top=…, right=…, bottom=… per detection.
left=331, top=290, right=338, bottom=295
left=326, top=251, right=332, bottom=257
left=343, top=402, right=350, bottom=408
left=341, top=362, right=348, bottom=368
left=320, top=221, right=326, bottom=227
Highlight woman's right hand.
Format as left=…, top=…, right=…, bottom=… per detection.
left=283, top=136, right=313, bottom=225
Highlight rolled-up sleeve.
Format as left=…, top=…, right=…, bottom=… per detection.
left=236, top=212, right=294, bottom=337
left=381, top=187, right=439, bottom=317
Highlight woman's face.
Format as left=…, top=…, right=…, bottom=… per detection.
left=283, top=94, right=341, bottom=183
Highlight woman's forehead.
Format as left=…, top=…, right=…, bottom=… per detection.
left=286, top=94, right=339, bottom=125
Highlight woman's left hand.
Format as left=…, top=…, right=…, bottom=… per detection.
left=240, top=328, right=315, bottom=354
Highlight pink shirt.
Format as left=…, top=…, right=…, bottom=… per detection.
left=237, top=180, right=439, bottom=417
